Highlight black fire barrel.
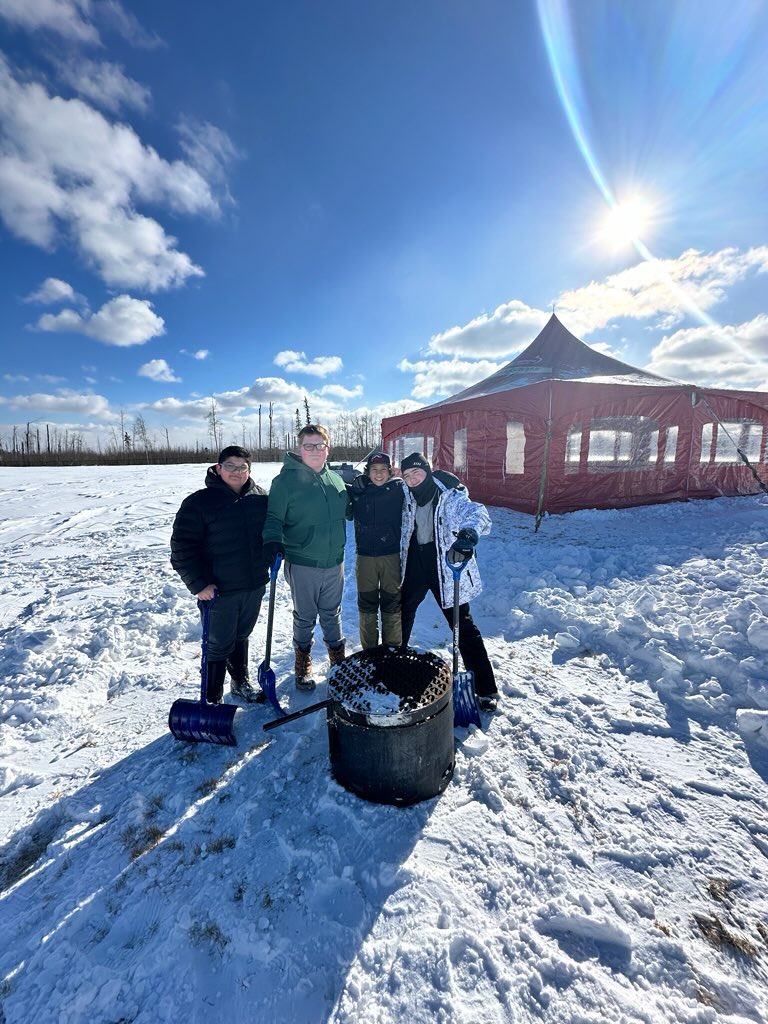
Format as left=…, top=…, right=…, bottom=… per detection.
left=327, top=646, right=455, bottom=806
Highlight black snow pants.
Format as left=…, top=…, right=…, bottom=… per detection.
left=400, top=541, right=496, bottom=696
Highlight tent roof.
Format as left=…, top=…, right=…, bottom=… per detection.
left=427, top=314, right=680, bottom=409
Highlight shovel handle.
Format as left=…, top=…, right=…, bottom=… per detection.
left=263, top=552, right=283, bottom=669
left=198, top=593, right=218, bottom=704
left=263, top=698, right=330, bottom=732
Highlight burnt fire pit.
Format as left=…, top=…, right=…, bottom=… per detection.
left=327, top=645, right=454, bottom=806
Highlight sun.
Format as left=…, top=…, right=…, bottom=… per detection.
left=599, top=196, right=653, bottom=248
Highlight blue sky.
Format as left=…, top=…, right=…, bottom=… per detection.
left=1, top=0, right=768, bottom=449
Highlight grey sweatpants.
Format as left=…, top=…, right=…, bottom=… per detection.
left=284, top=562, right=344, bottom=651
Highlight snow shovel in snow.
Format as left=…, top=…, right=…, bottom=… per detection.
left=446, top=555, right=482, bottom=729
left=257, top=553, right=287, bottom=716
left=168, top=596, right=237, bottom=746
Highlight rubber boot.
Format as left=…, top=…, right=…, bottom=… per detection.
left=294, top=646, right=315, bottom=691
left=327, top=641, right=346, bottom=668
left=205, top=660, right=227, bottom=704
left=227, top=639, right=264, bottom=704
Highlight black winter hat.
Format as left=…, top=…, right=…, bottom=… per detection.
left=366, top=451, right=391, bottom=470
left=401, top=452, right=431, bottom=474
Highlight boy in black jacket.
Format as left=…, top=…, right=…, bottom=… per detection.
left=170, top=446, right=268, bottom=704
left=348, top=452, right=404, bottom=648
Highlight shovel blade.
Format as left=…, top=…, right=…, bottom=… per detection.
left=168, top=699, right=237, bottom=746
left=257, top=663, right=287, bottom=717
left=453, top=671, right=481, bottom=728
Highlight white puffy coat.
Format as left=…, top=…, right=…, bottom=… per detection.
left=400, top=475, right=491, bottom=608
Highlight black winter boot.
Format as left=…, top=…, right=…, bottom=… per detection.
left=227, top=640, right=264, bottom=703
left=205, top=660, right=227, bottom=704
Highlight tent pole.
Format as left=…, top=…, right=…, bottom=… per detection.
left=534, top=384, right=553, bottom=531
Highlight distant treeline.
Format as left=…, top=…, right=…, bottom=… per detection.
left=0, top=445, right=371, bottom=469
left=0, top=405, right=389, bottom=468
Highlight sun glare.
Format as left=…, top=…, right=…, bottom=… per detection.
left=599, top=196, right=653, bottom=248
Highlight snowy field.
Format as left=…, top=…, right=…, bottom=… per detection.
left=1, top=462, right=767, bottom=1024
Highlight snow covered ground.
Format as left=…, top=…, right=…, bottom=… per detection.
left=1, top=463, right=767, bottom=1024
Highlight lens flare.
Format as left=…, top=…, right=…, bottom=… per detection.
left=536, top=0, right=717, bottom=329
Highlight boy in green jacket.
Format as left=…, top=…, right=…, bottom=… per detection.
left=262, top=424, right=350, bottom=689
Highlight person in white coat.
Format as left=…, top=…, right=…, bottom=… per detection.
left=399, top=453, right=498, bottom=711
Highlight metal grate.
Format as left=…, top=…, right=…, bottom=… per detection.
left=329, top=646, right=451, bottom=716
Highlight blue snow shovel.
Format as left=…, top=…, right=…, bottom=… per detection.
left=257, top=553, right=287, bottom=716
left=446, top=554, right=482, bottom=728
left=169, top=596, right=237, bottom=746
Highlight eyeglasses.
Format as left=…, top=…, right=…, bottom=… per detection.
left=221, top=462, right=249, bottom=473
left=301, top=443, right=328, bottom=451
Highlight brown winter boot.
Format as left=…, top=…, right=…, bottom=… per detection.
left=294, top=646, right=315, bottom=691
left=327, top=641, right=346, bottom=668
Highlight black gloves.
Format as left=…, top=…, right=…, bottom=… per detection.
left=262, top=541, right=285, bottom=569
left=448, top=527, right=478, bottom=564
left=349, top=474, right=369, bottom=493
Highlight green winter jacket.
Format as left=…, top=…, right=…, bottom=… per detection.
left=263, top=452, right=350, bottom=567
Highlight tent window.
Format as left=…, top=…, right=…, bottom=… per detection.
left=505, top=422, right=525, bottom=475
left=396, top=435, right=425, bottom=465
left=587, top=416, right=659, bottom=471
left=564, top=426, right=581, bottom=475
left=700, top=423, right=714, bottom=463
left=664, top=426, right=678, bottom=465
left=454, top=428, right=467, bottom=473
left=714, top=421, right=763, bottom=464
left=394, top=434, right=435, bottom=466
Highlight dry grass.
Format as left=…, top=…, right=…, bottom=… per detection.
left=188, top=919, right=229, bottom=953
left=121, top=823, right=165, bottom=860
left=694, top=913, right=759, bottom=958
left=195, top=777, right=221, bottom=797
left=706, top=877, right=735, bottom=903
left=206, top=834, right=236, bottom=854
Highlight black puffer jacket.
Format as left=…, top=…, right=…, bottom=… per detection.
left=170, top=467, right=269, bottom=596
left=347, top=475, right=404, bottom=557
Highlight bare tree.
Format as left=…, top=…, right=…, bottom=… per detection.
left=206, top=398, right=222, bottom=451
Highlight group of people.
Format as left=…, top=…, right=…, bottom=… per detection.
left=170, top=425, right=499, bottom=712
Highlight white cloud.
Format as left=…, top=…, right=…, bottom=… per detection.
left=646, top=314, right=768, bottom=390
left=23, top=276, right=83, bottom=305
left=0, top=54, right=213, bottom=291
left=428, top=301, right=549, bottom=358
left=274, top=350, right=343, bottom=378
left=0, top=0, right=101, bottom=43
left=0, top=0, right=159, bottom=48
left=3, top=373, right=30, bottom=382
left=176, top=117, right=238, bottom=194
left=180, top=348, right=209, bottom=360
left=35, top=294, right=165, bottom=346
left=55, top=58, right=151, bottom=115
left=373, top=398, right=424, bottom=419
left=398, top=357, right=504, bottom=401
left=138, top=358, right=180, bottom=383
left=0, top=388, right=113, bottom=418
left=422, top=247, right=768, bottom=373
left=319, top=383, right=364, bottom=400
left=556, top=246, right=768, bottom=336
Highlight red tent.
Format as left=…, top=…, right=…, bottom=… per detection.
left=381, top=314, right=768, bottom=520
